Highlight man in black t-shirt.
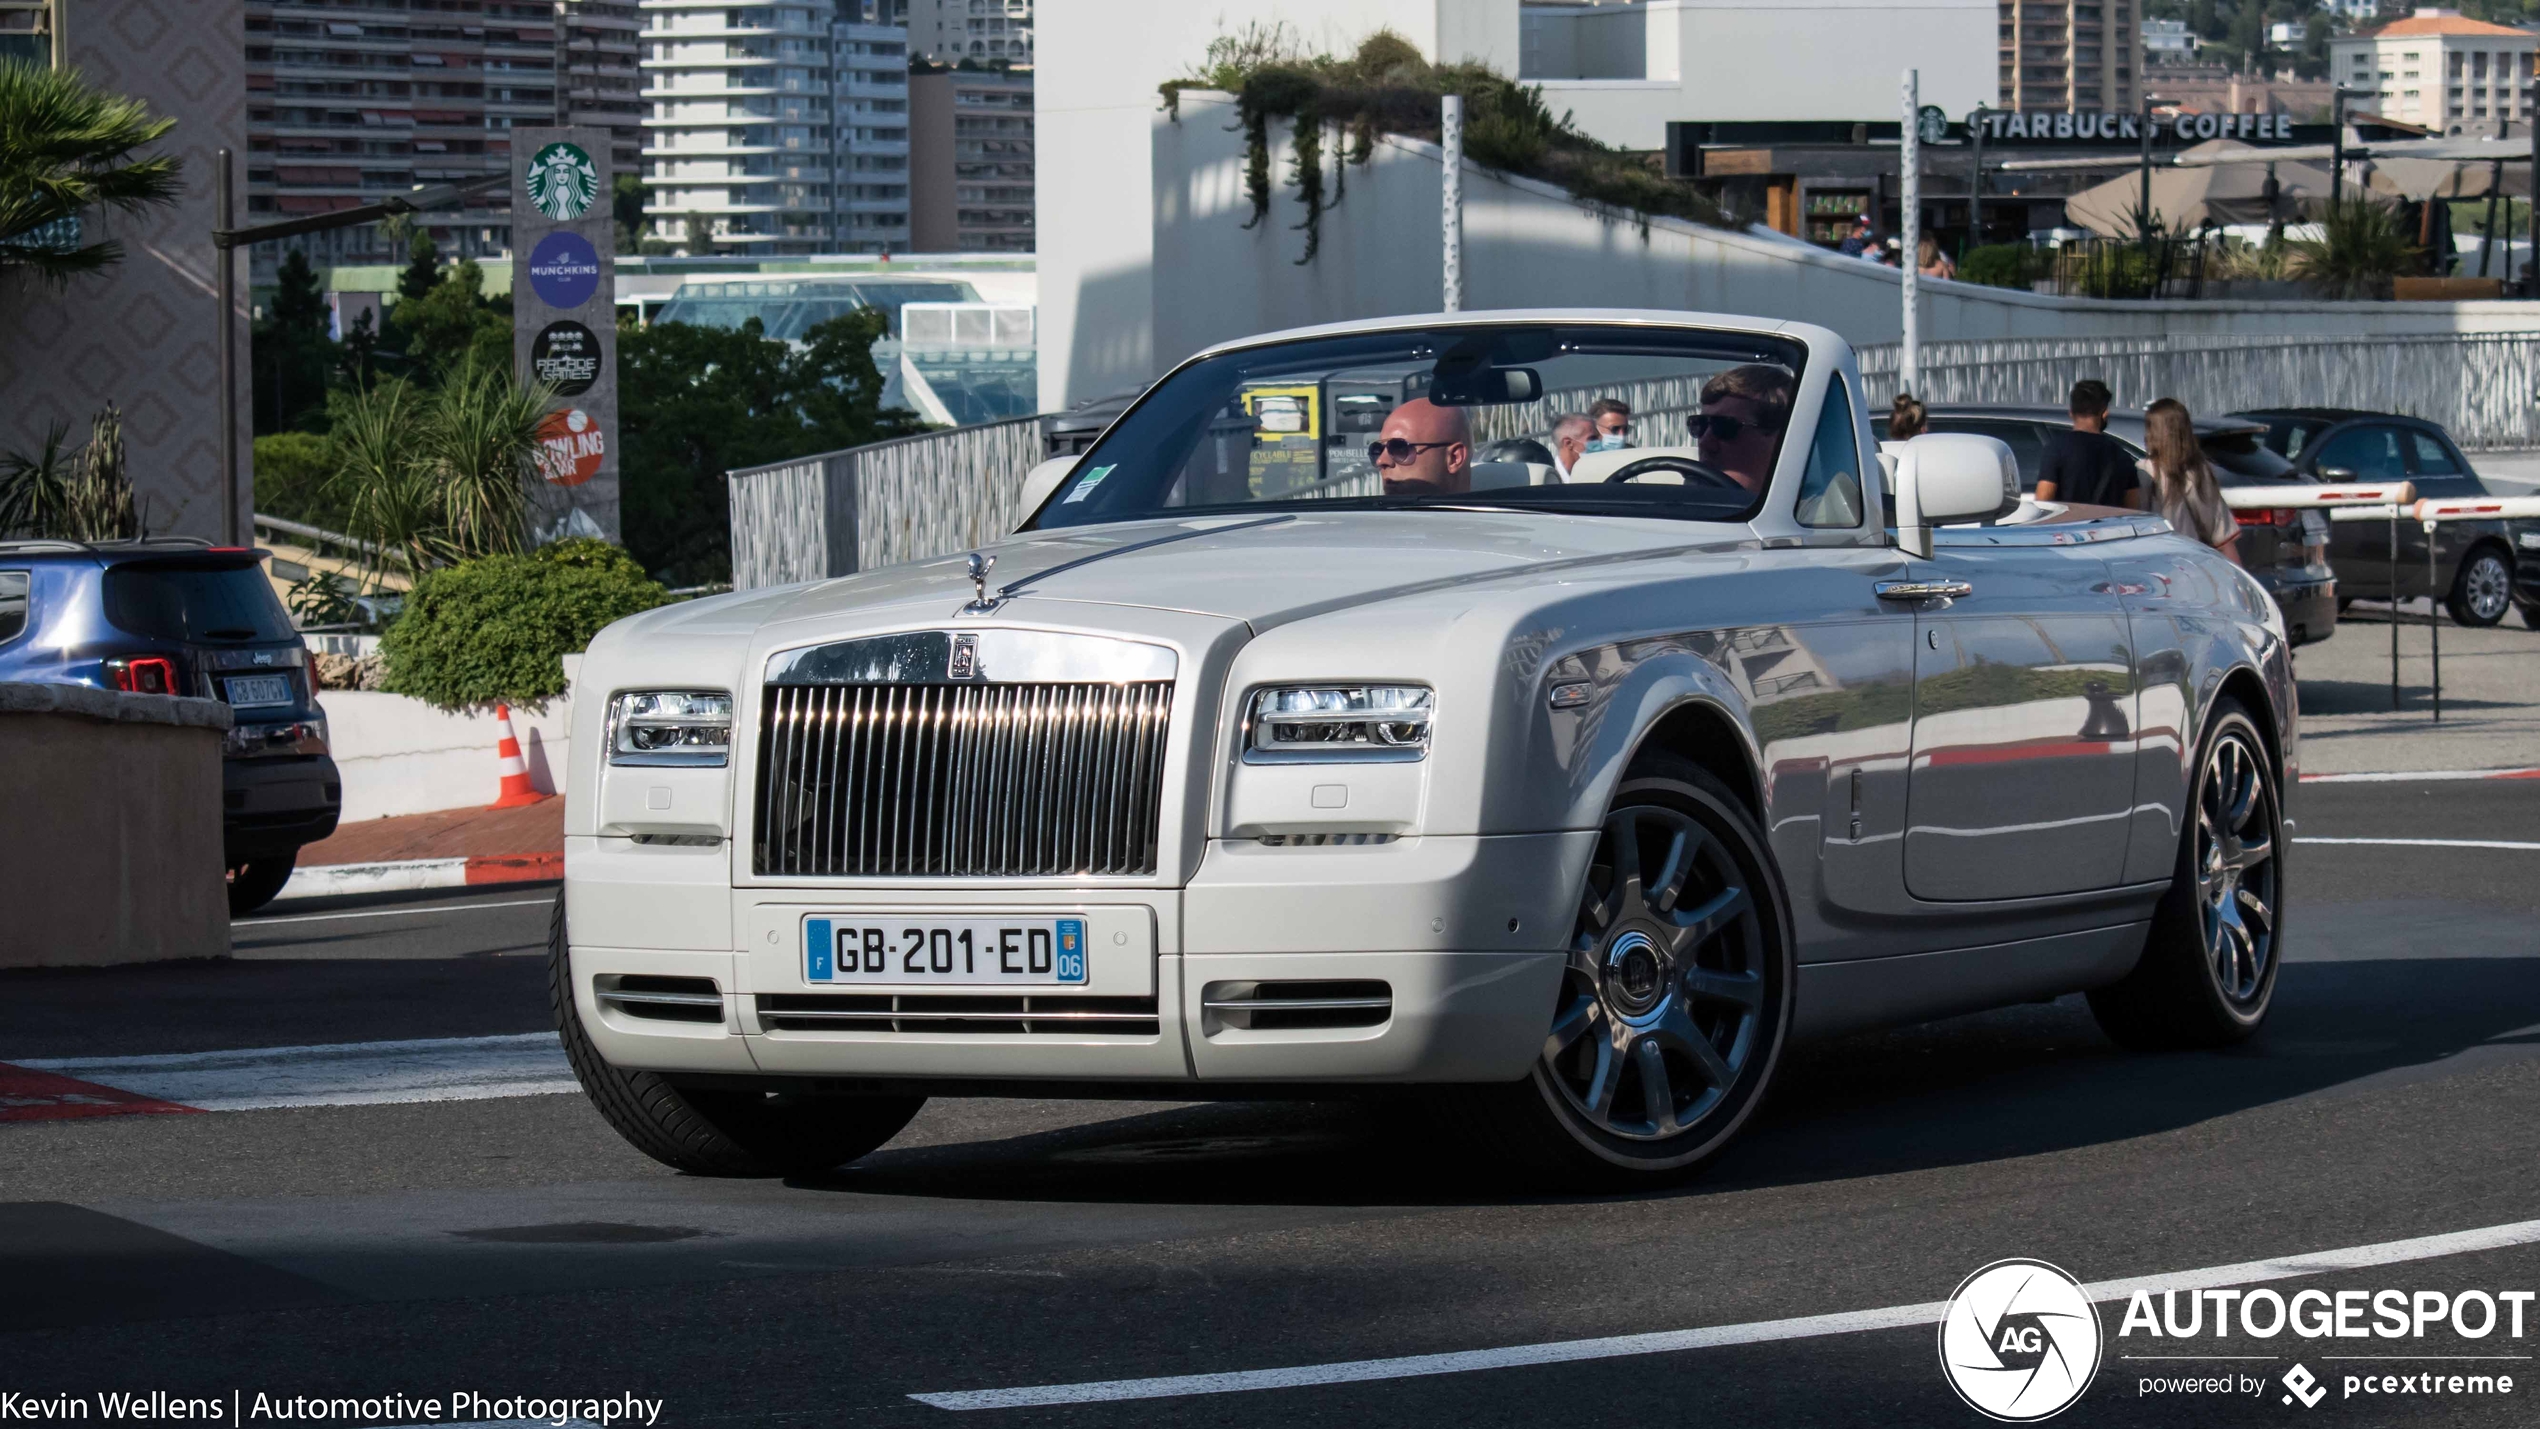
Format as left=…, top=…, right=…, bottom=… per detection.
left=2034, top=379, right=2140, bottom=510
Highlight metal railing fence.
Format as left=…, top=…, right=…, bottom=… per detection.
left=1858, top=333, right=2540, bottom=450
left=728, top=331, right=2540, bottom=589
left=727, top=415, right=1043, bottom=590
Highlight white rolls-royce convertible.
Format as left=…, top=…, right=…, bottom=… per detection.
left=554, top=311, right=2294, bottom=1185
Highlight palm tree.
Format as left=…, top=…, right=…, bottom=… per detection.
left=427, top=358, right=551, bottom=561
left=0, top=60, right=181, bottom=284
left=2288, top=197, right=2418, bottom=300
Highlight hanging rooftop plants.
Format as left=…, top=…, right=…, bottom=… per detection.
left=1159, top=26, right=1732, bottom=266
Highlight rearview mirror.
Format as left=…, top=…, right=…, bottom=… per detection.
left=1892, top=434, right=2019, bottom=558
left=1017, top=456, right=1078, bottom=525
left=1428, top=367, right=1542, bottom=406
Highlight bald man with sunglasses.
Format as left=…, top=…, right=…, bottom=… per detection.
left=1370, top=398, right=1472, bottom=497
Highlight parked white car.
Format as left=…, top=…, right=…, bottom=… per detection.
left=556, top=310, right=2295, bottom=1185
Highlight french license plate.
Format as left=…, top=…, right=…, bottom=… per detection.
left=224, top=674, right=291, bottom=707
left=804, top=916, right=1088, bottom=986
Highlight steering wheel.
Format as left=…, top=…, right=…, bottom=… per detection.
left=1601, top=455, right=1743, bottom=489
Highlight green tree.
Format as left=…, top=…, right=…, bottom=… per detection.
left=2289, top=196, right=2420, bottom=299
left=251, top=430, right=347, bottom=531
left=396, top=230, right=440, bottom=301
left=612, top=172, right=648, bottom=253
left=389, top=256, right=510, bottom=378
left=253, top=248, right=338, bottom=434
left=380, top=538, right=669, bottom=710
left=616, top=309, right=918, bottom=584
left=0, top=59, right=181, bottom=283
left=323, top=362, right=554, bottom=581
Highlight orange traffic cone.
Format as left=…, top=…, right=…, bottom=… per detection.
left=488, top=702, right=544, bottom=808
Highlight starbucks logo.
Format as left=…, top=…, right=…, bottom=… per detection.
left=525, top=142, right=599, bottom=222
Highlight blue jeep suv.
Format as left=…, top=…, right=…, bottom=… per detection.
left=0, top=538, right=341, bottom=913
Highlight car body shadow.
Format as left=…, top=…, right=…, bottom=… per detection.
left=801, top=952, right=2540, bottom=1209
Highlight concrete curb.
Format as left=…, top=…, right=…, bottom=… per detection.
left=277, top=853, right=561, bottom=902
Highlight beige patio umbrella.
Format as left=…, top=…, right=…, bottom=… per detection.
left=2064, top=139, right=2336, bottom=235
left=2363, top=157, right=2530, bottom=201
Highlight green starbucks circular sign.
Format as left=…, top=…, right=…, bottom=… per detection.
left=525, top=141, right=599, bottom=222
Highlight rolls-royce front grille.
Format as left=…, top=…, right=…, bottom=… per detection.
left=753, top=681, right=1173, bottom=877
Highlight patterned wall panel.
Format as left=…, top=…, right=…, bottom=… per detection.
left=0, top=0, right=247, bottom=539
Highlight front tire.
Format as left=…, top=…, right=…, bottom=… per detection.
left=1444, top=755, right=1793, bottom=1188
left=2447, top=547, right=2513, bottom=627
left=549, top=895, right=924, bottom=1176
left=2088, top=701, right=2282, bottom=1050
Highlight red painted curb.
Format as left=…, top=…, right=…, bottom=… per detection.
left=464, top=852, right=564, bottom=885
left=0, top=1063, right=199, bottom=1124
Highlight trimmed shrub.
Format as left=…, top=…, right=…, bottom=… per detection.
left=379, top=538, right=668, bottom=710
left=1958, top=243, right=2040, bottom=290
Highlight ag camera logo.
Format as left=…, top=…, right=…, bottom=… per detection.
left=1940, top=1259, right=2103, bottom=1421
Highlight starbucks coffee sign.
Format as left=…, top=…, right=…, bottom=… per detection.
left=525, top=141, right=600, bottom=221
left=1976, top=110, right=2300, bottom=145
left=512, top=128, right=617, bottom=542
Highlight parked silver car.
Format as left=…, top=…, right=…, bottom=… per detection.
left=557, top=311, right=2296, bottom=1186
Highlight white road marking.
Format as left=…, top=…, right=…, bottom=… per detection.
left=2295, top=837, right=2540, bottom=851
left=234, top=897, right=553, bottom=929
left=910, top=1216, right=2540, bottom=1411
left=2303, top=768, right=2540, bottom=784
left=14, top=1033, right=574, bottom=1112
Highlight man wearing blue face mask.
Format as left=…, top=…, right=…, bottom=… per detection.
left=1586, top=398, right=1632, bottom=453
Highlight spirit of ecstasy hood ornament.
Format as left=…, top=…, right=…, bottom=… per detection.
left=960, top=551, right=998, bottom=614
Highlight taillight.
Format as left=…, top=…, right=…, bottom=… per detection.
left=2234, top=508, right=2298, bottom=528
left=107, top=656, right=178, bottom=695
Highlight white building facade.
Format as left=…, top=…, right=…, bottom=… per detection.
left=1037, top=0, right=1992, bottom=410
left=2329, top=9, right=2536, bottom=134
left=908, top=0, right=1034, bottom=63
left=638, top=1, right=909, bottom=253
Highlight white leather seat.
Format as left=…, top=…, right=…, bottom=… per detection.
left=1466, top=460, right=1556, bottom=490
left=1564, top=445, right=1707, bottom=484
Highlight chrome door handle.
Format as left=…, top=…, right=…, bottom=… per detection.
left=1875, top=579, right=1973, bottom=601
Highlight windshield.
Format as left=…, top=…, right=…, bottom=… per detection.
left=1029, top=323, right=1810, bottom=529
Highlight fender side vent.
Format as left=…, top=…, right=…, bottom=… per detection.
left=596, top=974, right=725, bottom=1024
left=1202, top=979, right=1392, bottom=1031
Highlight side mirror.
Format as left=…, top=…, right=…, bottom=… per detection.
left=1017, top=455, right=1079, bottom=525
left=1893, top=433, right=2019, bottom=558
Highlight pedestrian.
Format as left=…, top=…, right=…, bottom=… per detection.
left=1549, top=412, right=1594, bottom=479
left=2140, top=397, right=2242, bottom=565
left=1587, top=398, right=1632, bottom=452
left=2034, top=379, right=2139, bottom=509
left=1888, top=392, right=1927, bottom=441
left=1838, top=216, right=1875, bottom=257
left=1917, top=235, right=1956, bottom=280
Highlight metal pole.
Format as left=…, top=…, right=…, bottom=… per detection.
left=1440, top=94, right=1463, bottom=313
left=1968, top=105, right=1985, bottom=255
left=2389, top=508, right=2401, bottom=711
left=2331, top=90, right=2345, bottom=206
left=2528, top=104, right=2540, bottom=294
left=1900, top=69, right=1921, bottom=399
left=2427, top=517, right=2442, bottom=723
left=216, top=147, right=239, bottom=547
left=2139, top=94, right=2155, bottom=251
left=553, top=2, right=571, bottom=128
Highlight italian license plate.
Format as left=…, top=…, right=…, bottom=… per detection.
left=225, top=674, right=291, bottom=707
left=804, top=916, right=1089, bottom=986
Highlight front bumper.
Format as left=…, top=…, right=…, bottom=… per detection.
left=564, top=830, right=1593, bottom=1088
left=223, top=753, right=342, bottom=864
left=2257, top=567, right=2337, bottom=647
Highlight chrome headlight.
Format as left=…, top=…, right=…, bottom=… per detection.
left=1246, top=685, right=1432, bottom=762
left=607, top=690, right=733, bottom=767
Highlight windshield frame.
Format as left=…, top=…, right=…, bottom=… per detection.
left=1025, top=316, right=1838, bottom=534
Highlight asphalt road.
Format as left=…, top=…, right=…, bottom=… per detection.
left=6, top=774, right=2540, bottom=1427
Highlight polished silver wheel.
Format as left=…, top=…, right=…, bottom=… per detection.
left=1545, top=803, right=1769, bottom=1141
left=2194, top=728, right=2278, bottom=1007
left=2451, top=549, right=2513, bottom=627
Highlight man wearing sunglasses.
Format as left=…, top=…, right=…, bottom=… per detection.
left=1369, top=398, right=1473, bottom=497
left=1684, top=364, right=1794, bottom=491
